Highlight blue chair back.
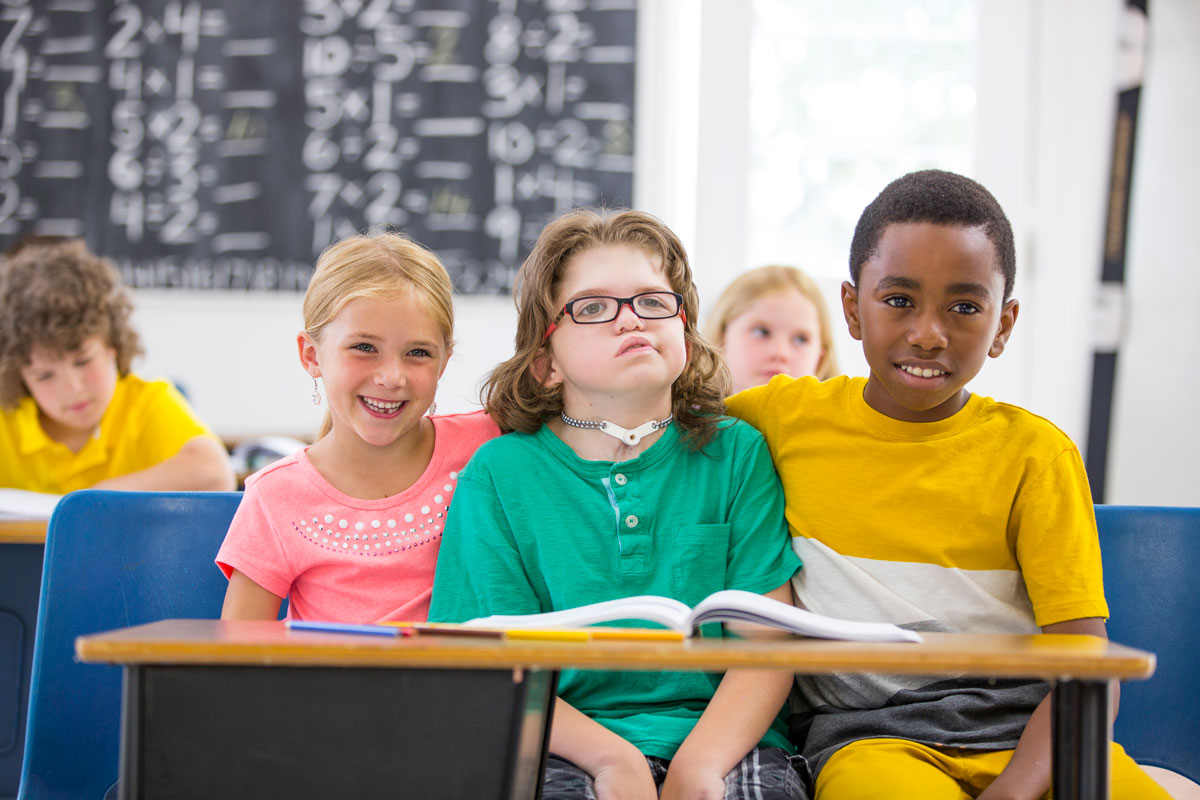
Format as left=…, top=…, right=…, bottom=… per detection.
left=17, top=490, right=242, bottom=800
left=0, top=541, right=43, bottom=798
left=1095, top=504, right=1200, bottom=783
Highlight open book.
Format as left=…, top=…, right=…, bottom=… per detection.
left=0, top=488, right=62, bottom=520
left=467, top=589, right=922, bottom=643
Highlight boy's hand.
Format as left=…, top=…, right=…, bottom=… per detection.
left=592, top=755, right=657, bottom=800
left=660, top=758, right=726, bottom=800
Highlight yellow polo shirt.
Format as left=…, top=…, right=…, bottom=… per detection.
left=0, top=374, right=219, bottom=494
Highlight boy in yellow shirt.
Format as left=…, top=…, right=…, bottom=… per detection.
left=0, top=237, right=233, bottom=494
left=726, top=170, right=1167, bottom=799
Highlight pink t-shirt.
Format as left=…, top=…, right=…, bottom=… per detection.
left=216, top=410, right=500, bottom=623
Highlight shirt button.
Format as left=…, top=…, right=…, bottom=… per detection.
left=614, top=473, right=627, bottom=486
left=625, top=514, right=639, bottom=528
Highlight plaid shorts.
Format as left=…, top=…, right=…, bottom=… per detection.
left=542, top=746, right=811, bottom=800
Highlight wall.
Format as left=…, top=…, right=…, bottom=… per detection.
left=132, top=291, right=516, bottom=442
left=1108, top=0, right=1200, bottom=505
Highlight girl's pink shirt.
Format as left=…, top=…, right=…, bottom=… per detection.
left=216, top=410, right=501, bottom=623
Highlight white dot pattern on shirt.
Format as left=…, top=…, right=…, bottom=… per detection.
left=285, top=468, right=460, bottom=557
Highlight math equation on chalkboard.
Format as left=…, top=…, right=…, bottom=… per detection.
left=0, top=0, right=635, bottom=292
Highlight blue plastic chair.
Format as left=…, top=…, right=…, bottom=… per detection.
left=1095, top=504, right=1200, bottom=784
left=0, top=541, right=42, bottom=799
left=17, top=490, right=242, bottom=800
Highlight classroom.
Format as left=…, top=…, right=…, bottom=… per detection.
left=1, top=1, right=1198, bottom=799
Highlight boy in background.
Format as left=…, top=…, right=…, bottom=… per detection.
left=0, top=237, right=233, bottom=493
left=727, top=170, right=1167, bottom=799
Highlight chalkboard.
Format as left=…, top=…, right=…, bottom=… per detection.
left=0, top=0, right=636, bottom=293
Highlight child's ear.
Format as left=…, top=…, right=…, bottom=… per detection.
left=841, top=282, right=863, bottom=341
left=989, top=298, right=1020, bottom=358
left=531, top=347, right=562, bottom=388
left=297, top=332, right=320, bottom=377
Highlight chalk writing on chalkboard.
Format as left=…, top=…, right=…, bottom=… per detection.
left=0, top=0, right=635, bottom=293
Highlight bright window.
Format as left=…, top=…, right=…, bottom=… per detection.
left=747, top=0, right=978, bottom=277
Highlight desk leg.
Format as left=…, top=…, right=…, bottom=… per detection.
left=1052, top=679, right=1111, bottom=800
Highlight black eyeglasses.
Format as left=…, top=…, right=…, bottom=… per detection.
left=543, top=291, right=685, bottom=339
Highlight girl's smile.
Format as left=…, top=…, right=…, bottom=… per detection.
left=359, top=396, right=407, bottom=418
left=300, top=293, right=448, bottom=451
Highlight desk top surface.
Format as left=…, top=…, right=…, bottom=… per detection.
left=76, top=619, right=1156, bottom=681
left=0, top=517, right=47, bottom=543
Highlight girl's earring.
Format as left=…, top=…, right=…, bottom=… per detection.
left=311, top=378, right=322, bottom=406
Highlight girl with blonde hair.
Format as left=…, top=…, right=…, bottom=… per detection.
left=430, top=209, right=807, bottom=800
left=218, top=232, right=499, bottom=622
left=705, top=265, right=839, bottom=394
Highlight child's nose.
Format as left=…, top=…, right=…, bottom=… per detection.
left=375, top=359, right=406, bottom=387
left=613, top=300, right=644, bottom=331
left=63, top=369, right=86, bottom=394
left=908, top=311, right=949, bottom=350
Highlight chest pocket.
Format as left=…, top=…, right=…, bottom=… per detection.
left=670, top=523, right=730, bottom=607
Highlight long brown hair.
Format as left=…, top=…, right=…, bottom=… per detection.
left=484, top=208, right=728, bottom=450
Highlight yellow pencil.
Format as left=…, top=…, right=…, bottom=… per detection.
left=503, top=629, right=591, bottom=642
left=589, top=629, right=685, bottom=641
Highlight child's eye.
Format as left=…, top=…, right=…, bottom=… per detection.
left=408, top=348, right=432, bottom=358
left=883, top=296, right=912, bottom=308
left=73, top=356, right=92, bottom=368
left=637, top=295, right=666, bottom=310
left=574, top=299, right=609, bottom=319
left=792, top=334, right=810, bottom=345
left=951, top=302, right=980, bottom=314
left=352, top=343, right=376, bottom=353
left=751, top=326, right=769, bottom=338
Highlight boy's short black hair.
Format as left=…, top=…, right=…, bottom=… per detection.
left=849, top=169, right=1016, bottom=301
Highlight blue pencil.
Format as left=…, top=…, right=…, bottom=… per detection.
left=286, top=619, right=403, bottom=637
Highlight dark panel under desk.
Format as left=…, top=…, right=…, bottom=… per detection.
left=0, top=542, right=44, bottom=799
left=120, top=664, right=555, bottom=800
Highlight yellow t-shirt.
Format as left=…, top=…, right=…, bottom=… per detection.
left=727, top=374, right=1109, bottom=772
left=726, top=374, right=1107, bottom=631
left=0, top=373, right=220, bottom=494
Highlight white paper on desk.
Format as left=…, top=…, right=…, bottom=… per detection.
left=0, top=488, right=63, bottom=519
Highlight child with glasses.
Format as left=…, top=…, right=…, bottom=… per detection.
left=429, top=208, right=808, bottom=800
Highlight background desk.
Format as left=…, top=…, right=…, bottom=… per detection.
left=0, top=520, right=45, bottom=799
left=78, top=620, right=1155, bottom=800
left=0, top=521, right=47, bottom=545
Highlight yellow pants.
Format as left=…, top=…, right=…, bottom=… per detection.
left=815, top=738, right=1171, bottom=799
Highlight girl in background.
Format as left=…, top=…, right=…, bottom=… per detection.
left=218, top=232, right=499, bottom=622
left=430, top=209, right=806, bottom=800
left=704, top=265, right=839, bottom=394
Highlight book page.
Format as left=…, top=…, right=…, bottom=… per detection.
left=0, top=488, right=62, bottom=520
left=690, top=590, right=922, bottom=643
left=466, top=595, right=694, bottom=632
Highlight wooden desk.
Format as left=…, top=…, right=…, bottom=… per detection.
left=0, top=517, right=47, bottom=544
left=78, top=620, right=1156, bottom=800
